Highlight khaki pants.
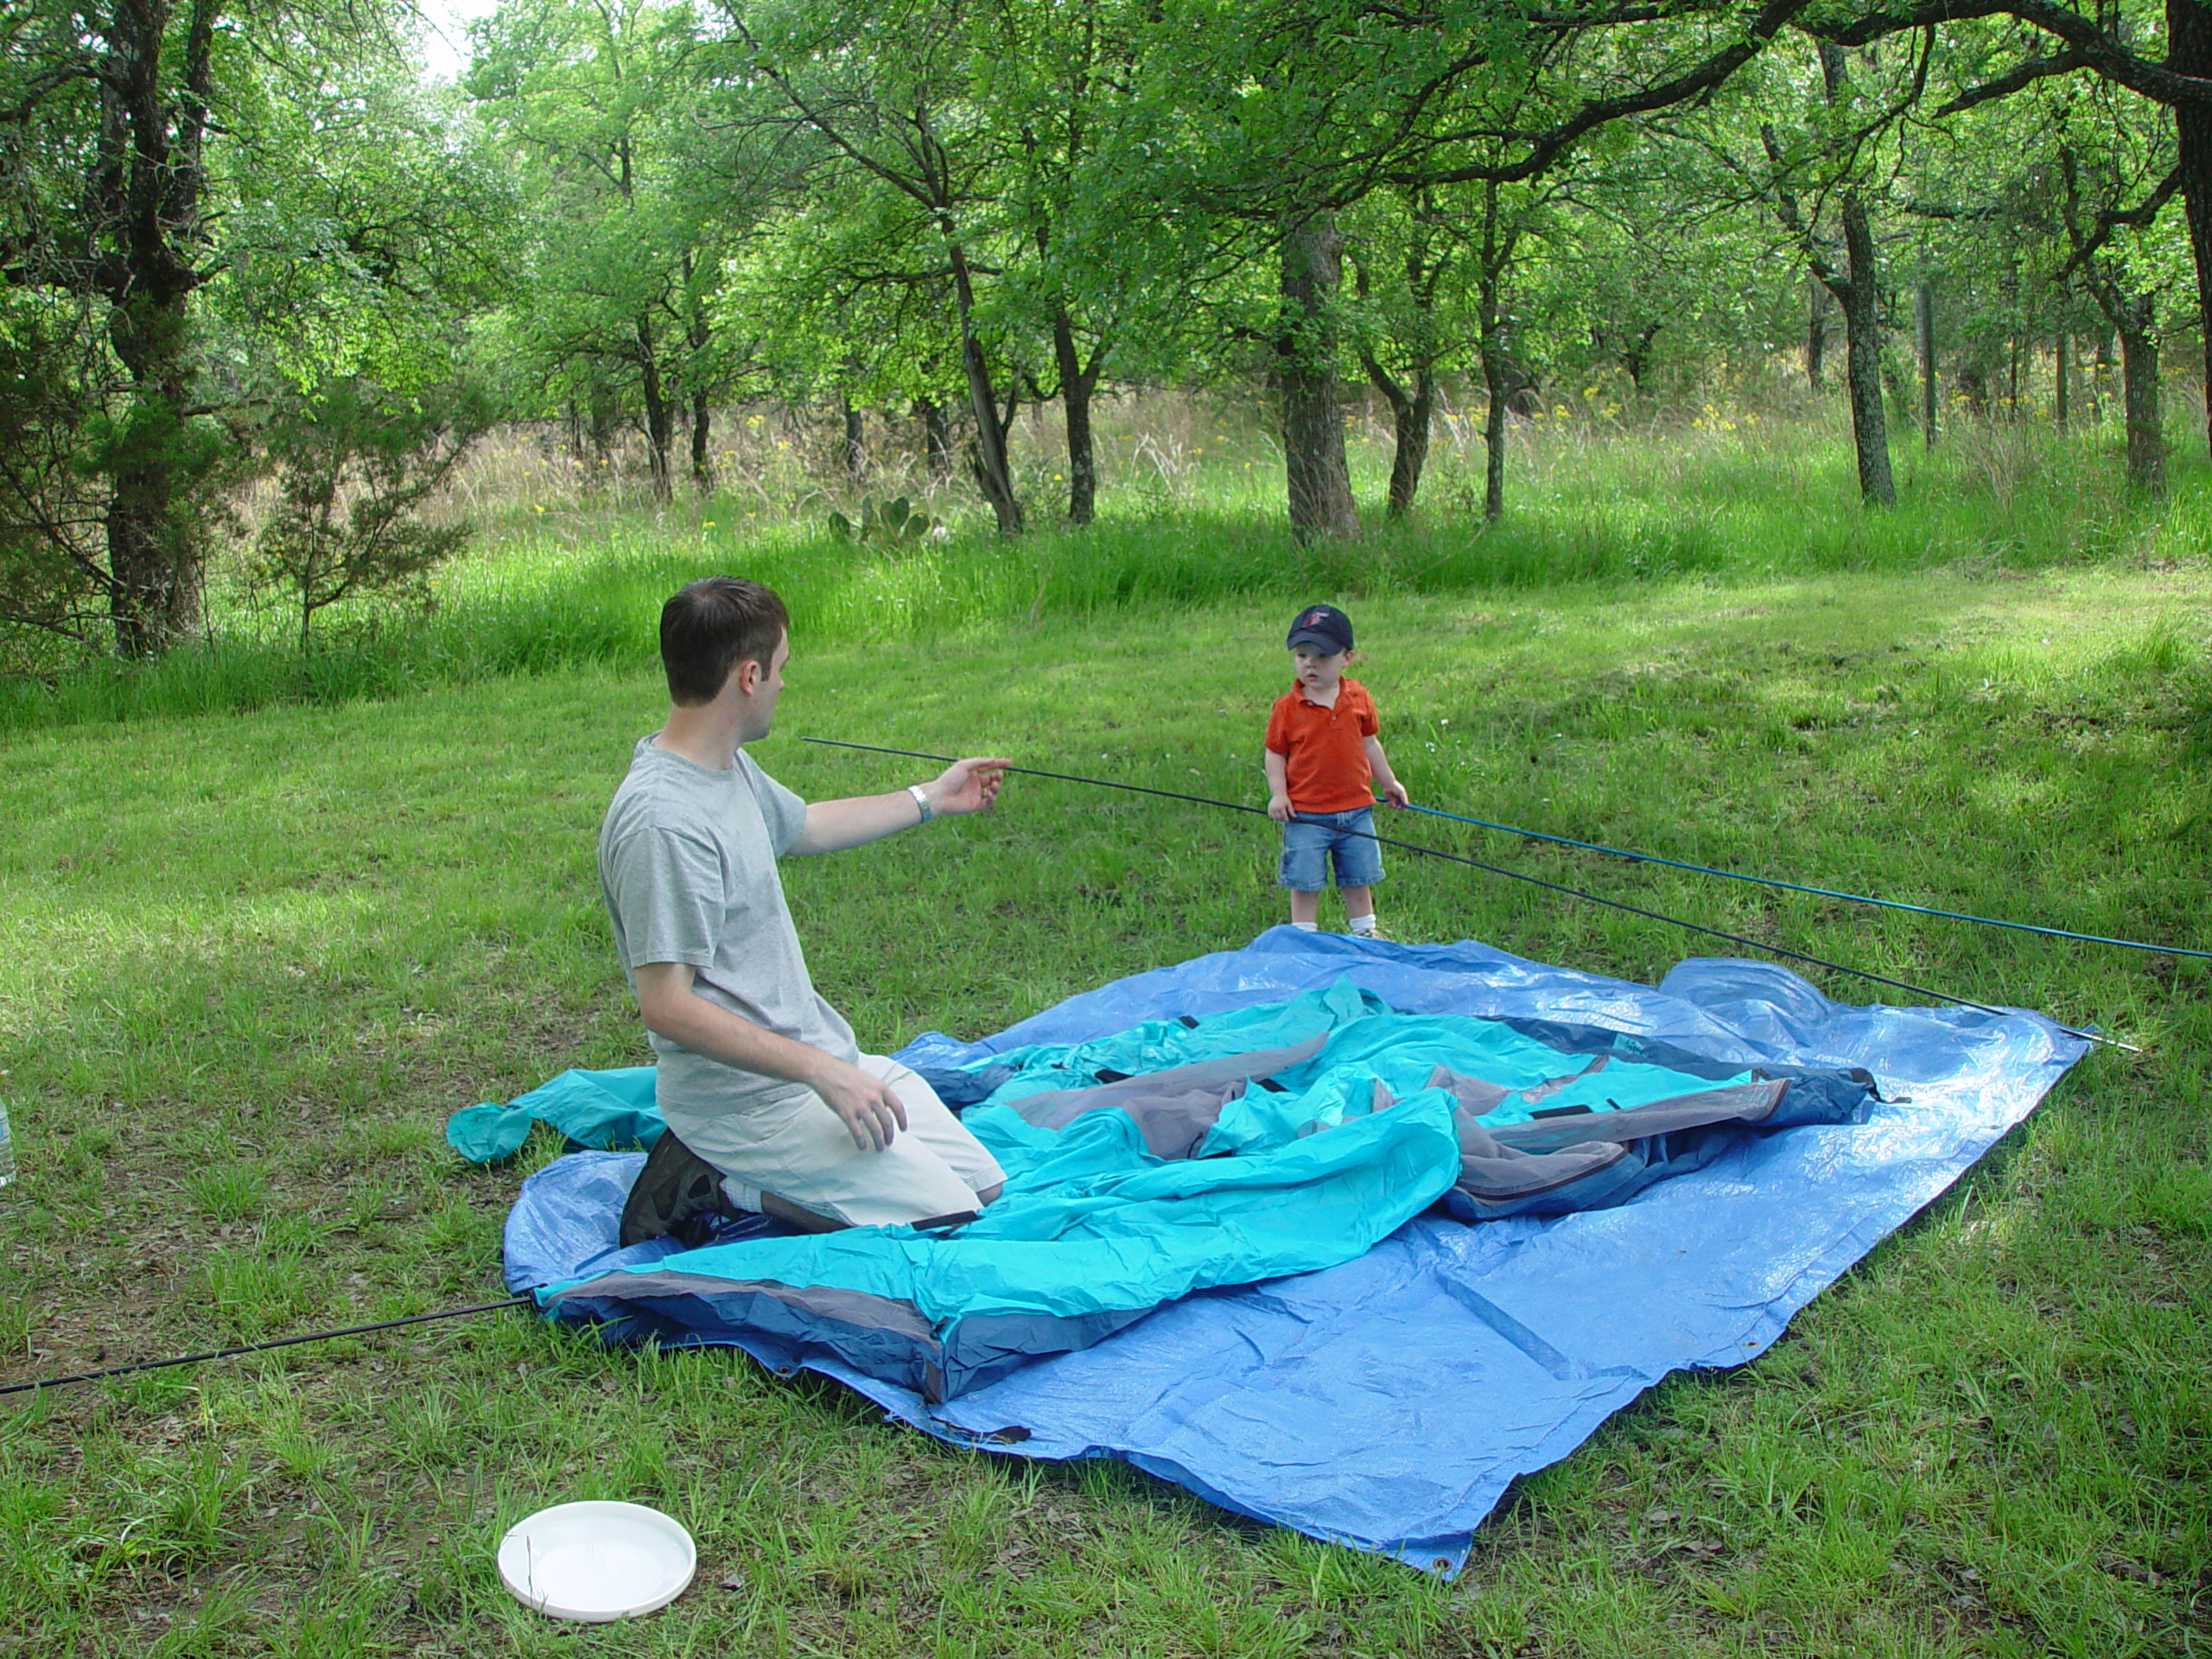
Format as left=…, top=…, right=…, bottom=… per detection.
left=664, top=1055, right=1005, bottom=1228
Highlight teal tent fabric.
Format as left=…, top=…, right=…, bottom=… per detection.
left=980, top=978, right=1384, bottom=1100
left=546, top=1081, right=1461, bottom=1400
left=446, top=976, right=1786, bottom=1165
left=976, top=984, right=1772, bottom=1138
left=445, top=1065, right=661, bottom=1163
left=493, top=977, right=1871, bottom=1402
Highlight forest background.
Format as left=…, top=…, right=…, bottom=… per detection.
left=3, top=5, right=2211, bottom=1653
left=1, top=0, right=2208, bottom=694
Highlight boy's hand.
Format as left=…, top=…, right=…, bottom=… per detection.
left=1379, top=779, right=1411, bottom=808
left=1268, top=791, right=1294, bottom=823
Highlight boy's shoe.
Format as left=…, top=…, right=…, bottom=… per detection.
left=1351, top=922, right=1392, bottom=942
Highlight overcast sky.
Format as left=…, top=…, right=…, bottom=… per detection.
left=411, top=0, right=500, bottom=83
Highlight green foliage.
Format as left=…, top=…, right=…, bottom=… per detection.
left=251, top=379, right=491, bottom=649
left=0, top=0, right=512, bottom=658
left=1, top=0, right=2203, bottom=652
left=0, top=296, right=112, bottom=655
left=825, top=494, right=940, bottom=546
left=466, top=0, right=779, bottom=496
left=216, top=61, right=515, bottom=397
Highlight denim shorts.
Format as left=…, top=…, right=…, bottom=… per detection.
left=1277, top=807, right=1383, bottom=890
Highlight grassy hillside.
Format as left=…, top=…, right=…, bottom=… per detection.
left=2, top=552, right=2206, bottom=1654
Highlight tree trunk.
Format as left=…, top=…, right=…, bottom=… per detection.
left=682, top=254, right=713, bottom=496
left=1916, top=280, right=1937, bottom=450
left=1474, top=183, right=1513, bottom=523
left=1836, top=194, right=1896, bottom=506
left=2117, top=296, right=2167, bottom=494
left=690, top=393, right=713, bottom=493
left=2169, top=0, right=2212, bottom=458
left=1621, top=321, right=1662, bottom=394
left=1807, top=276, right=1830, bottom=391
left=1051, top=311, right=1098, bottom=526
left=104, top=294, right=203, bottom=656
left=1277, top=211, right=1359, bottom=542
left=842, top=395, right=866, bottom=485
left=1479, top=346, right=1509, bottom=523
left=86, top=0, right=219, bottom=658
left=1776, top=49, right=1891, bottom=505
left=588, top=382, right=620, bottom=467
left=639, top=316, right=673, bottom=505
left=947, top=243, right=1022, bottom=534
left=1363, top=353, right=1433, bottom=521
left=1401, top=370, right=1435, bottom=519
left=2056, top=334, right=2070, bottom=433
left=915, top=397, right=953, bottom=482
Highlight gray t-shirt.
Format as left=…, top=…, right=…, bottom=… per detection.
left=597, top=736, right=859, bottom=1120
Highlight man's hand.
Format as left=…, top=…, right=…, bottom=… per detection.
left=925, top=756, right=1013, bottom=817
left=1268, top=791, right=1294, bottom=823
left=634, top=963, right=907, bottom=1152
left=810, top=1056, right=910, bottom=1152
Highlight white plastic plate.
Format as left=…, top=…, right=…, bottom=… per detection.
left=497, top=1500, right=696, bottom=1622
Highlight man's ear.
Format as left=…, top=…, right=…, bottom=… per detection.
left=728, top=657, right=762, bottom=698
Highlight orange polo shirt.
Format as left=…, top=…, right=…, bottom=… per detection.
left=1265, top=677, right=1379, bottom=813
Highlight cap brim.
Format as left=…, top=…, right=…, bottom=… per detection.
left=1286, top=632, right=1348, bottom=652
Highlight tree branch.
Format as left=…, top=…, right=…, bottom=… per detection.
left=1386, top=0, right=1815, bottom=187
left=1932, top=46, right=2087, bottom=117
left=2055, top=162, right=2182, bottom=281
left=1810, top=0, right=2212, bottom=111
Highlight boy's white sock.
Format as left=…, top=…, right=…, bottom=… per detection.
left=1348, top=913, right=1379, bottom=936
left=1291, top=920, right=1319, bottom=931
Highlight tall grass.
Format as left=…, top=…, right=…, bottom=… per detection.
left=3, top=406, right=2203, bottom=732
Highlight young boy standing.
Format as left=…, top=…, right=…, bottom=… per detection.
left=1263, top=603, right=1411, bottom=938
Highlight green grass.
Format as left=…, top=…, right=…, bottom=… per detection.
left=1, top=546, right=2208, bottom=1653
left=5, top=411, right=2208, bottom=734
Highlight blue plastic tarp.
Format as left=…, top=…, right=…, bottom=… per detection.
left=496, top=928, right=2088, bottom=1573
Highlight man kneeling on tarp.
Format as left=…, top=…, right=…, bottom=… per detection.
left=599, top=575, right=1010, bottom=1241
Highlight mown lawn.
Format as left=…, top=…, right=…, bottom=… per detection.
left=1, top=559, right=2207, bottom=1656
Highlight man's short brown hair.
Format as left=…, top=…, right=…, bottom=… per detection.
left=659, top=576, right=789, bottom=705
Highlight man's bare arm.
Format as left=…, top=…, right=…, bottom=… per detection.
left=789, top=756, right=1010, bottom=855
left=631, top=961, right=906, bottom=1151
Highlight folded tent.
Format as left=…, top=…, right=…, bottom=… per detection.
left=482, top=976, right=1878, bottom=1402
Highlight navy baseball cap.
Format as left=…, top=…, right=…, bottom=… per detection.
left=1286, top=603, right=1353, bottom=653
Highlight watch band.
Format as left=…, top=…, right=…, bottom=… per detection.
left=907, top=783, right=933, bottom=824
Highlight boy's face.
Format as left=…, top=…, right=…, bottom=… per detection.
left=1290, top=644, right=1347, bottom=696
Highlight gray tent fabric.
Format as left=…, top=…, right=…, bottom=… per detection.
left=1007, top=1033, right=1332, bottom=1157
left=1440, top=1076, right=1797, bottom=1218
left=1481, top=1077, right=1790, bottom=1151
